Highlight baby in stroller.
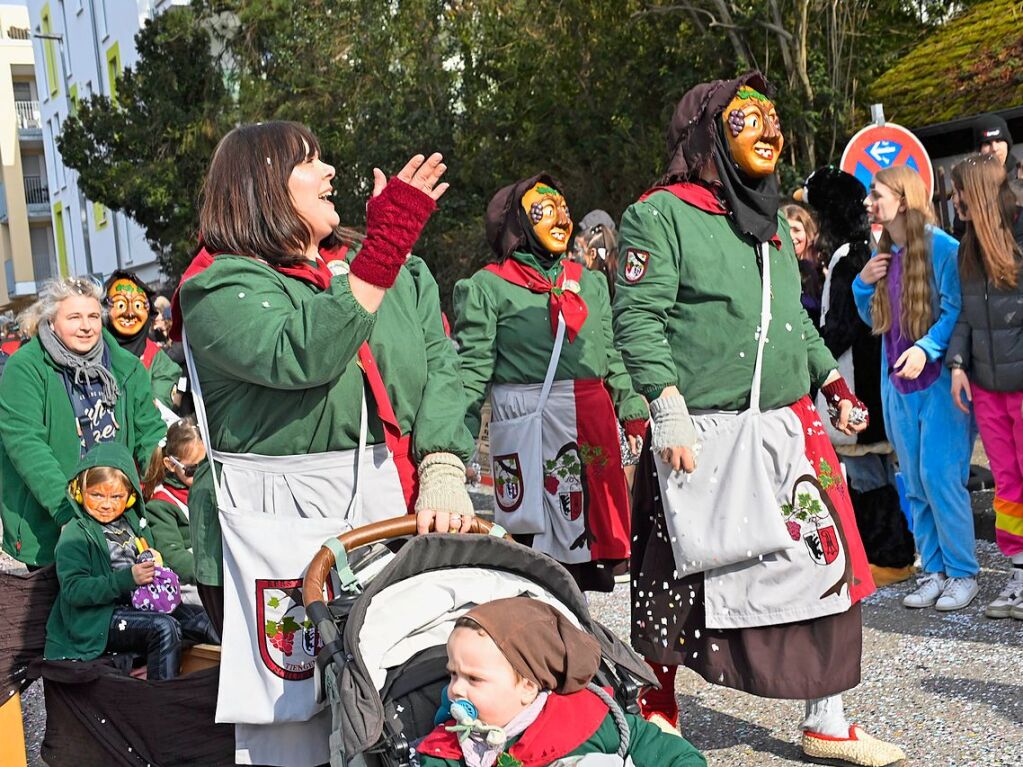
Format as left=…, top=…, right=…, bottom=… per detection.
left=416, top=597, right=705, bottom=767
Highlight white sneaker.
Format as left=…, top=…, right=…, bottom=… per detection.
left=985, top=569, right=1023, bottom=618
left=936, top=576, right=979, bottom=611
left=902, top=572, right=946, bottom=608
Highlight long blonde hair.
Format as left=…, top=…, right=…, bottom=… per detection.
left=952, top=153, right=1021, bottom=289
left=870, top=166, right=935, bottom=340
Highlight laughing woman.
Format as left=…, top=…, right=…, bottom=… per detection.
left=453, top=174, right=648, bottom=592
left=178, top=121, right=475, bottom=766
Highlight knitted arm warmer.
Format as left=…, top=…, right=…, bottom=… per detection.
left=648, top=394, right=698, bottom=452
left=349, top=178, right=437, bottom=289
left=414, top=452, right=474, bottom=517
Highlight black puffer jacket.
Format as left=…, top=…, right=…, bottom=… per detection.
left=946, top=266, right=1023, bottom=392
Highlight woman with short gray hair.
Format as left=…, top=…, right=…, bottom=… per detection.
left=0, top=277, right=165, bottom=568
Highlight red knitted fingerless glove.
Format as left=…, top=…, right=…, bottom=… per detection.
left=624, top=419, right=648, bottom=440
left=349, top=178, right=437, bottom=288
left=820, top=377, right=869, bottom=429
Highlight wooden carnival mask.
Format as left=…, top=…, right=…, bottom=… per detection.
left=521, top=182, right=573, bottom=255
left=106, top=278, right=150, bottom=337
left=722, top=87, right=784, bottom=178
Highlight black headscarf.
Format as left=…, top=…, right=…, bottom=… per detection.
left=485, top=172, right=567, bottom=266
left=102, top=269, right=155, bottom=358
left=662, top=71, right=781, bottom=244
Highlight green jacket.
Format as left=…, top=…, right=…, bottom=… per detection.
left=613, top=190, right=836, bottom=410
left=417, top=710, right=706, bottom=767
left=453, top=252, right=648, bottom=438
left=44, top=442, right=156, bottom=662
left=179, top=253, right=474, bottom=586
left=146, top=475, right=194, bottom=584
left=148, top=346, right=182, bottom=410
left=0, top=332, right=166, bottom=566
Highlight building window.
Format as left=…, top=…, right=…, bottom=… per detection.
left=106, top=42, right=120, bottom=104
left=46, top=118, right=66, bottom=190
left=96, top=0, right=109, bottom=39
left=57, top=0, right=72, bottom=73
left=40, top=4, right=59, bottom=98
left=69, top=83, right=78, bottom=114
left=94, top=202, right=108, bottom=230
left=53, top=202, right=69, bottom=278
left=51, top=115, right=66, bottom=188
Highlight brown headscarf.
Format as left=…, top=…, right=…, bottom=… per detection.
left=485, top=173, right=565, bottom=263
left=462, top=598, right=601, bottom=694
left=662, top=71, right=771, bottom=182
left=661, top=71, right=781, bottom=243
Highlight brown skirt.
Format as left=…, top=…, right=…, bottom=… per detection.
left=630, top=443, right=862, bottom=699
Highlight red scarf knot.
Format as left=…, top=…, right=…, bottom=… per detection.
left=484, top=258, right=588, bottom=342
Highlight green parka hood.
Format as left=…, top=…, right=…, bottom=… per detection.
left=64, top=441, right=149, bottom=533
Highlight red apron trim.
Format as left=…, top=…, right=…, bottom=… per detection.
left=573, top=379, right=630, bottom=560
left=141, top=338, right=161, bottom=370
left=483, top=259, right=589, bottom=342
left=790, top=396, right=875, bottom=604
left=416, top=688, right=609, bottom=766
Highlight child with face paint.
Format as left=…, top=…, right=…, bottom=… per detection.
left=453, top=175, right=648, bottom=592
left=614, top=73, right=904, bottom=766
left=416, top=597, right=705, bottom=767
left=854, top=165, right=978, bottom=614
left=45, top=442, right=219, bottom=680
left=103, top=270, right=183, bottom=411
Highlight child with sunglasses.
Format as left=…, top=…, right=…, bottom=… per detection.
left=143, top=418, right=205, bottom=590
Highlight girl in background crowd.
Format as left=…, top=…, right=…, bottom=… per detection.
left=142, top=418, right=205, bottom=594
left=783, top=203, right=824, bottom=326
left=948, top=154, right=1023, bottom=619
left=853, top=165, right=978, bottom=611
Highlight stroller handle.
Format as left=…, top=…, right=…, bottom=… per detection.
left=303, top=515, right=505, bottom=608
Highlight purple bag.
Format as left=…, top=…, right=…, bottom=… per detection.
left=131, top=566, right=182, bottom=613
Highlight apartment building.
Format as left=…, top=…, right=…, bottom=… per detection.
left=24, top=0, right=189, bottom=289
left=0, top=4, right=55, bottom=311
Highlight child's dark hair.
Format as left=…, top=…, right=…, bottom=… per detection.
left=143, top=418, right=203, bottom=498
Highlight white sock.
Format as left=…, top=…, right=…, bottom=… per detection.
left=801, top=694, right=849, bottom=737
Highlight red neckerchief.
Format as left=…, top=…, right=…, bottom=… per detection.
left=170, top=243, right=417, bottom=510
left=416, top=689, right=609, bottom=767
left=141, top=338, right=161, bottom=370
left=151, top=482, right=190, bottom=508
left=640, top=182, right=783, bottom=250
left=483, top=258, right=588, bottom=342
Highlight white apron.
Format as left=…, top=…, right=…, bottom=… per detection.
left=653, top=245, right=853, bottom=629
left=184, top=332, right=406, bottom=767
left=488, top=314, right=566, bottom=536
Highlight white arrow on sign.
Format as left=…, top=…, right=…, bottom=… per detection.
left=867, top=140, right=898, bottom=166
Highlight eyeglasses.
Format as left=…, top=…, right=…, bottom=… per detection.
left=168, top=455, right=200, bottom=478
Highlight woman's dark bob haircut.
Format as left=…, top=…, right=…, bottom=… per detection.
left=199, top=121, right=340, bottom=267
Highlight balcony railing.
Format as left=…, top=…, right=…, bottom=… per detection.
left=15, top=100, right=41, bottom=130
left=24, top=176, right=49, bottom=206
left=5, top=26, right=30, bottom=40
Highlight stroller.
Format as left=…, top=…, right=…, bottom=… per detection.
left=303, top=517, right=657, bottom=767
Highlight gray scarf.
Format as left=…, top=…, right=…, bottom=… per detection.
left=38, top=321, right=121, bottom=407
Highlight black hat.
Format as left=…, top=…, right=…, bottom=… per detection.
left=973, top=113, right=1013, bottom=150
